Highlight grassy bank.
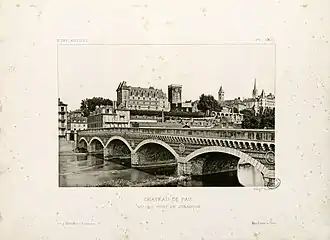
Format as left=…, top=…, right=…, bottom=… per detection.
left=84, top=175, right=190, bottom=187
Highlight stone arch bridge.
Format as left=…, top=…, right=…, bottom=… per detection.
left=75, top=127, right=275, bottom=186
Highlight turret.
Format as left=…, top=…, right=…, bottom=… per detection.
left=260, top=89, right=265, bottom=98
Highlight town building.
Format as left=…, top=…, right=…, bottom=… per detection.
left=87, top=104, right=130, bottom=129
left=68, top=109, right=84, bottom=118
left=58, top=98, right=68, bottom=139
left=218, top=79, right=275, bottom=113
left=67, top=109, right=87, bottom=131
left=116, top=81, right=170, bottom=111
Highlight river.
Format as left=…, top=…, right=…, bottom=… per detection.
left=59, top=154, right=242, bottom=187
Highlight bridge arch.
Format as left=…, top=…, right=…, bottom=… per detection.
left=78, top=137, right=89, bottom=146
left=89, top=137, right=105, bottom=148
left=184, top=146, right=268, bottom=176
left=104, top=136, right=133, bottom=152
left=132, top=139, right=180, bottom=160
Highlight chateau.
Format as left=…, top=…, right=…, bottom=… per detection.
left=116, top=81, right=170, bottom=111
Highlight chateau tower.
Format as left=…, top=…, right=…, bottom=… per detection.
left=168, top=84, right=182, bottom=110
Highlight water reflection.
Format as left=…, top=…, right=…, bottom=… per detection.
left=59, top=154, right=243, bottom=187
left=191, top=171, right=243, bottom=187
left=59, top=154, right=157, bottom=187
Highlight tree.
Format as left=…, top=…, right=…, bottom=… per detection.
left=241, top=109, right=258, bottom=129
left=260, top=107, right=275, bottom=129
left=197, top=94, right=220, bottom=115
left=80, top=97, right=113, bottom=117
left=241, top=107, right=275, bottom=129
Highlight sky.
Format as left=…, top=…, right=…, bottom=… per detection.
left=58, top=44, right=275, bottom=111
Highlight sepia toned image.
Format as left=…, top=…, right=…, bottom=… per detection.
left=58, top=43, right=276, bottom=187
left=3, top=0, right=330, bottom=239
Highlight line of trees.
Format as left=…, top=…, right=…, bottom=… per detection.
left=197, top=94, right=222, bottom=114
left=80, top=97, right=113, bottom=117
left=241, top=107, right=275, bottom=129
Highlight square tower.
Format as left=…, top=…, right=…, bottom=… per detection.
left=168, top=84, right=182, bottom=110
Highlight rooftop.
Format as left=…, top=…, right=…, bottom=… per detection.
left=58, top=98, right=67, bottom=106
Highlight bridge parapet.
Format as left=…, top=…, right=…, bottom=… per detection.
left=79, top=127, right=275, bottom=142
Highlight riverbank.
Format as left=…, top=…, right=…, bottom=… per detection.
left=60, top=152, right=88, bottom=156
left=59, top=139, right=87, bottom=156
left=84, top=175, right=191, bottom=187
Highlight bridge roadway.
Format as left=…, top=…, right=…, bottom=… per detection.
left=75, top=127, right=276, bottom=186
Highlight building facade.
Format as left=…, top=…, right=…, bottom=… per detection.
left=67, top=110, right=87, bottom=131
left=58, top=98, right=68, bottom=138
left=116, top=81, right=170, bottom=111
left=87, top=105, right=130, bottom=129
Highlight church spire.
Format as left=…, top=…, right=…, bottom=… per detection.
left=218, top=85, right=224, bottom=102
left=260, top=89, right=265, bottom=98
left=252, top=78, right=258, bottom=98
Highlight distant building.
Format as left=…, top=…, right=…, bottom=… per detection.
left=87, top=105, right=130, bottom=129
left=58, top=98, right=68, bottom=138
left=116, top=81, right=170, bottom=111
left=67, top=109, right=87, bottom=131
left=219, top=79, right=275, bottom=113
left=181, top=101, right=193, bottom=112
left=192, top=100, right=199, bottom=112
left=68, top=109, right=84, bottom=118
left=258, top=90, right=275, bottom=110
left=168, top=85, right=199, bottom=113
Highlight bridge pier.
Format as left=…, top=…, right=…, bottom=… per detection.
left=73, top=131, right=78, bottom=149
left=263, top=178, right=272, bottom=187
left=103, top=148, right=110, bottom=159
left=262, top=170, right=276, bottom=187
left=66, top=132, right=70, bottom=141
left=87, top=144, right=92, bottom=153
left=131, top=152, right=139, bottom=165
left=177, top=158, right=192, bottom=176
left=103, top=145, right=114, bottom=159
